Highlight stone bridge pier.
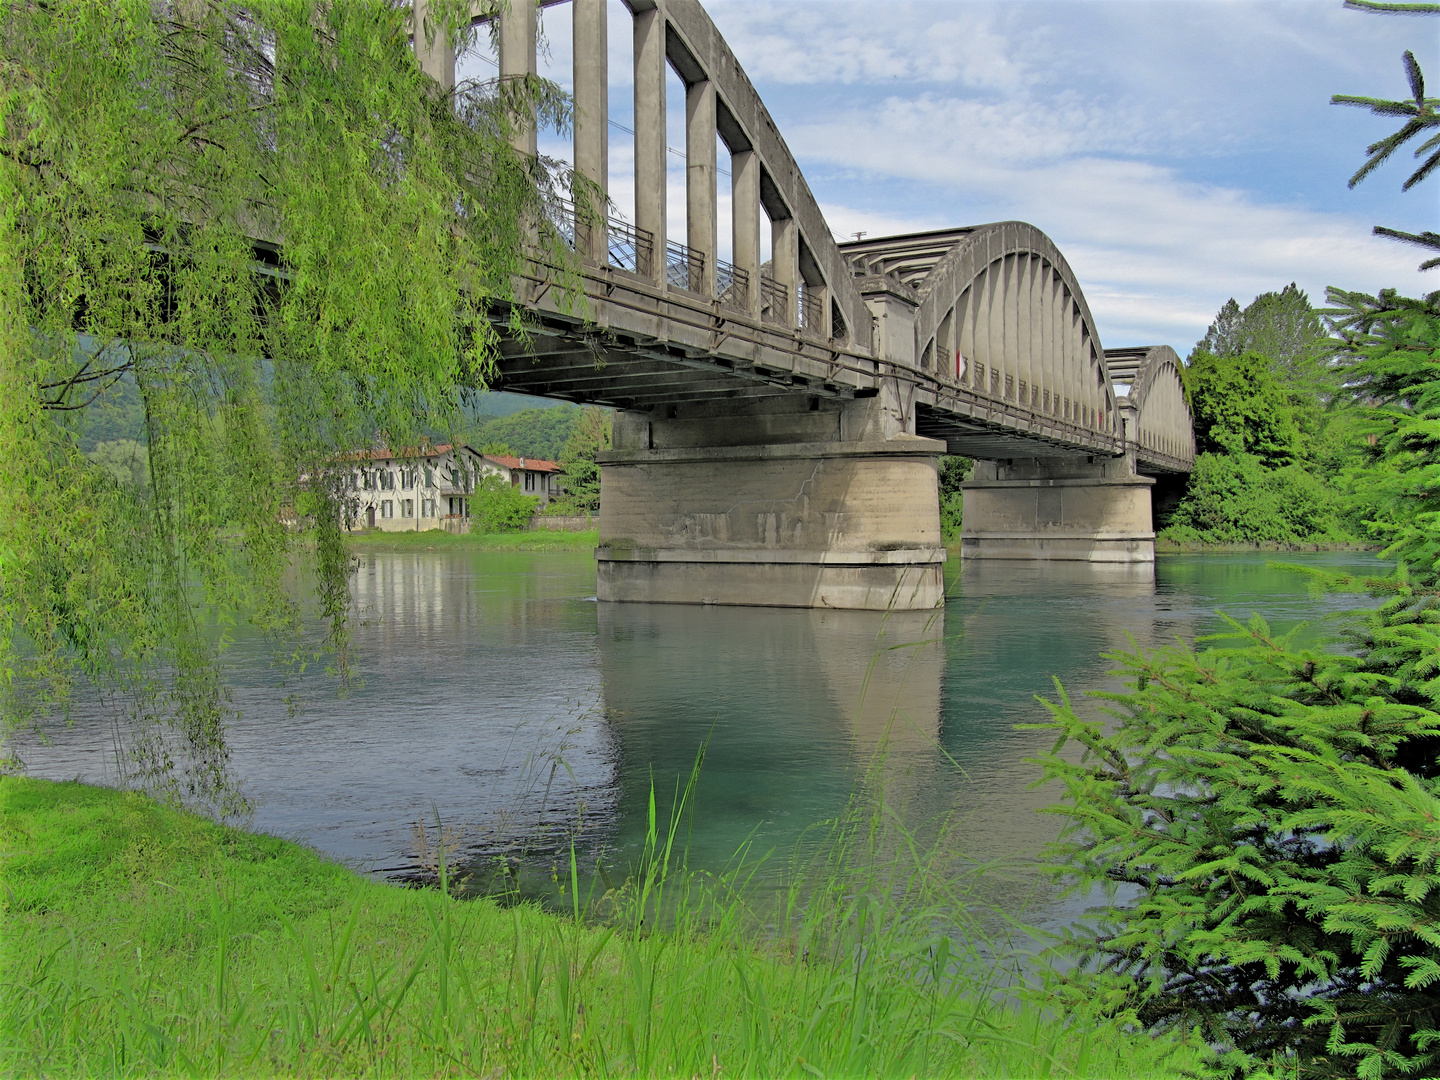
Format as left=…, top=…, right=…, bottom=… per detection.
left=959, top=455, right=1156, bottom=563
left=595, top=386, right=947, bottom=611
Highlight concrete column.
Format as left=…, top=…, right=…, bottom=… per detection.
left=499, top=0, right=538, bottom=156
left=633, top=7, right=666, bottom=286
left=772, top=215, right=798, bottom=327
left=573, top=0, right=608, bottom=264
left=731, top=149, right=762, bottom=318
left=685, top=78, right=717, bottom=297
left=412, top=0, right=455, bottom=91
left=961, top=456, right=1155, bottom=563
left=595, top=435, right=946, bottom=610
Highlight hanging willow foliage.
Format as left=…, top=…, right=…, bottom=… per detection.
left=0, top=0, right=585, bottom=811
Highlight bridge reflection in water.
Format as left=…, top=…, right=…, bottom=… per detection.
left=11, top=550, right=1383, bottom=922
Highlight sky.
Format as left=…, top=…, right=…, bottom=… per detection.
left=458, top=0, right=1438, bottom=354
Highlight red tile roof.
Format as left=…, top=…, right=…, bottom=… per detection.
left=482, top=453, right=561, bottom=473
left=339, top=444, right=454, bottom=462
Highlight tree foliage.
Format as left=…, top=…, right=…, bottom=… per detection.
left=1196, top=284, right=1334, bottom=389
left=468, top=473, right=538, bottom=534
left=1039, top=292, right=1440, bottom=1077
left=1186, top=350, right=1308, bottom=465
left=938, top=455, right=972, bottom=541
left=1035, top=606, right=1440, bottom=1078
left=1331, top=1, right=1440, bottom=270
left=555, top=406, right=610, bottom=513
left=0, top=0, right=581, bottom=808
left=470, top=404, right=579, bottom=461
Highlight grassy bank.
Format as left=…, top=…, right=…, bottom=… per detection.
left=348, top=528, right=598, bottom=552
left=0, top=777, right=1201, bottom=1077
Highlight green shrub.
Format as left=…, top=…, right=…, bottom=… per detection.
left=1162, top=452, right=1351, bottom=545
left=938, top=455, right=971, bottom=542
left=468, top=473, right=538, bottom=533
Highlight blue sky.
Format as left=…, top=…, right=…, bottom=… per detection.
left=461, top=0, right=1437, bottom=355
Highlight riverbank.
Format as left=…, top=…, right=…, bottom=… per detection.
left=1155, top=536, right=1381, bottom=553
left=348, top=528, right=598, bottom=552
left=0, top=777, right=1200, bottom=1077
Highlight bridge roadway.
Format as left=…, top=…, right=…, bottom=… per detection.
left=415, top=0, right=1196, bottom=609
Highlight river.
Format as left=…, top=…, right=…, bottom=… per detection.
left=13, top=549, right=1385, bottom=926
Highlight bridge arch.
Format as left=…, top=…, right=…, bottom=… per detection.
left=1104, top=345, right=1196, bottom=473
left=915, top=222, right=1118, bottom=438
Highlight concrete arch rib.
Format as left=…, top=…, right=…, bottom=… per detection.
left=1104, top=345, right=1196, bottom=473
left=664, top=0, right=870, bottom=351
left=912, top=222, right=1121, bottom=436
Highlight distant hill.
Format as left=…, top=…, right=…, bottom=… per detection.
left=470, top=405, right=580, bottom=461
left=467, top=391, right=567, bottom=419
left=78, top=375, right=146, bottom=452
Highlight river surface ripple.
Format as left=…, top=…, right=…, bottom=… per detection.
left=16, top=550, right=1385, bottom=925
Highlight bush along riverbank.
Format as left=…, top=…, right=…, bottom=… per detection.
left=0, top=775, right=1204, bottom=1078
left=1157, top=285, right=1383, bottom=548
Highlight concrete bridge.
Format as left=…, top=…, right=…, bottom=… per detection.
left=414, top=0, right=1195, bottom=610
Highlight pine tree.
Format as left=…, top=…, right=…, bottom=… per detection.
left=1332, top=1, right=1440, bottom=270
left=1036, top=295, right=1440, bottom=1078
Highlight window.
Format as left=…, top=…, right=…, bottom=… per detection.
left=362, top=470, right=373, bottom=490
left=381, top=500, right=394, bottom=519
left=422, top=499, right=435, bottom=517
left=524, top=472, right=534, bottom=492
left=380, top=470, right=395, bottom=491
left=401, top=469, right=415, bottom=490
left=402, top=499, right=413, bottom=518
left=424, top=466, right=434, bottom=488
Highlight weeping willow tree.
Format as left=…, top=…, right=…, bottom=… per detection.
left=0, top=0, right=585, bottom=812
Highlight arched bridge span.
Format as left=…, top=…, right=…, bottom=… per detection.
left=1104, top=346, right=1196, bottom=474
left=409, top=0, right=1196, bottom=605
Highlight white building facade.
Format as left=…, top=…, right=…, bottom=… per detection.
left=342, top=444, right=487, bottom=533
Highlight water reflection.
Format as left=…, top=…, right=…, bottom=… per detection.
left=593, top=603, right=947, bottom=876
left=11, top=549, right=1387, bottom=922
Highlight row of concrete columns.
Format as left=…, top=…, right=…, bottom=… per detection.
left=413, top=0, right=822, bottom=334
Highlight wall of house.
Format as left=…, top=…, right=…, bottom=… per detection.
left=344, top=447, right=481, bottom=532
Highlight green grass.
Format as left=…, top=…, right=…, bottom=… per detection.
left=347, top=528, right=598, bottom=552
left=0, top=776, right=1204, bottom=1077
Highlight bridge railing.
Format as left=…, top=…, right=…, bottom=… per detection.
left=759, top=273, right=788, bottom=325
left=716, top=258, right=749, bottom=312
left=666, top=240, right=705, bottom=293
left=548, top=198, right=656, bottom=280
left=798, top=283, right=824, bottom=337
left=607, top=219, right=654, bottom=278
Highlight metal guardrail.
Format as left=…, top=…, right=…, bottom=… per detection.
left=666, top=240, right=704, bottom=292
left=798, top=283, right=824, bottom=335
left=549, top=197, right=655, bottom=279
left=716, top=259, right=748, bottom=311
left=608, top=219, right=653, bottom=278
left=759, top=274, right=787, bottom=325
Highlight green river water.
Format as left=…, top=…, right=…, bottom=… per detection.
left=18, top=548, right=1387, bottom=926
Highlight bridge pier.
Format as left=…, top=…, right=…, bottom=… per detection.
left=595, top=394, right=946, bottom=610
left=960, top=457, right=1156, bottom=563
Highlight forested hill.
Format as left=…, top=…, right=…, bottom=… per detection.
left=467, top=405, right=580, bottom=462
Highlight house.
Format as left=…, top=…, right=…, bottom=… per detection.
left=340, top=444, right=488, bottom=532
left=476, top=453, right=563, bottom=507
